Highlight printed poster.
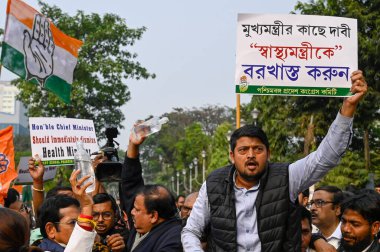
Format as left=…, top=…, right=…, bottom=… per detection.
left=235, top=14, right=357, bottom=97
left=29, top=117, right=98, bottom=166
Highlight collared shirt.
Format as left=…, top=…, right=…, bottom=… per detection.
left=313, top=221, right=342, bottom=249
left=325, top=222, right=342, bottom=249
left=182, top=112, right=353, bottom=252
left=233, top=173, right=260, bottom=252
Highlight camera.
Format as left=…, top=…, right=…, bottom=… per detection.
left=94, top=127, right=123, bottom=182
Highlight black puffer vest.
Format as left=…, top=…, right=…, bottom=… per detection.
left=206, top=163, right=301, bottom=252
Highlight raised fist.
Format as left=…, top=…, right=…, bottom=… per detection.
left=23, top=14, right=55, bottom=87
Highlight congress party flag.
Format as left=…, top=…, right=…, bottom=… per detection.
left=0, top=126, right=18, bottom=206
left=1, top=0, right=83, bottom=104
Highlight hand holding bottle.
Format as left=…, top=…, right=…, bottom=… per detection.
left=74, top=141, right=95, bottom=193
left=131, top=117, right=169, bottom=140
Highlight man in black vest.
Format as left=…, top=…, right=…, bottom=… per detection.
left=181, top=70, right=368, bottom=252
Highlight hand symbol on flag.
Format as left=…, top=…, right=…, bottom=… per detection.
left=0, top=153, right=10, bottom=174
left=23, top=14, right=55, bottom=87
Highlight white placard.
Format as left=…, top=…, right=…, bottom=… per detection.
left=15, top=156, right=57, bottom=184
left=29, top=117, right=98, bottom=166
left=235, top=14, right=357, bottom=97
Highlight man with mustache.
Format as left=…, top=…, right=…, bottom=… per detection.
left=92, top=193, right=127, bottom=252
left=308, top=186, right=344, bottom=249
left=337, top=191, right=380, bottom=252
left=182, top=70, right=368, bottom=252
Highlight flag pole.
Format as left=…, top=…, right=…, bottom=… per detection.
left=1, top=0, right=11, bottom=79
left=236, top=94, right=240, bottom=129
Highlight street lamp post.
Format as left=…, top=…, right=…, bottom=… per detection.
left=251, top=107, right=260, bottom=126
left=182, top=169, right=189, bottom=194
left=201, top=150, right=206, bottom=182
left=171, top=176, right=175, bottom=192
left=226, top=130, right=232, bottom=142
left=193, top=158, right=198, bottom=179
left=193, top=158, right=202, bottom=185
left=189, top=163, right=193, bottom=192
left=176, top=171, right=180, bottom=196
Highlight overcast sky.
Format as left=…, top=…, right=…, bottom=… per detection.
left=0, top=0, right=304, bottom=149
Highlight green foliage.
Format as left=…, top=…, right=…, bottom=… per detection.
left=371, top=122, right=380, bottom=182
left=174, top=123, right=210, bottom=170
left=242, top=96, right=306, bottom=162
left=137, top=106, right=233, bottom=194
left=294, top=0, right=380, bottom=143
left=208, top=122, right=233, bottom=171
left=318, top=151, right=368, bottom=189
left=12, top=1, right=155, bottom=139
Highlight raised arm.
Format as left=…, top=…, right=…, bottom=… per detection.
left=119, top=126, right=146, bottom=221
left=28, top=156, right=45, bottom=218
left=289, top=70, right=368, bottom=202
left=66, top=170, right=96, bottom=252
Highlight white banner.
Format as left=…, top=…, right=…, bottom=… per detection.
left=235, top=14, right=357, bottom=97
left=15, top=156, right=57, bottom=184
left=29, top=117, right=98, bottom=166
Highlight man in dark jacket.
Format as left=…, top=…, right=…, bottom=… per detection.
left=127, top=185, right=182, bottom=251
left=119, top=127, right=182, bottom=252
left=182, top=70, right=368, bottom=252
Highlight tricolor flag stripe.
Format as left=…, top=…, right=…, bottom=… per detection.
left=4, top=15, right=78, bottom=83
left=1, top=0, right=83, bottom=104
left=1, top=42, right=71, bottom=103
left=6, top=0, right=82, bottom=57
left=1, top=42, right=26, bottom=78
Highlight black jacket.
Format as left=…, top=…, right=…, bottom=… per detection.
left=127, top=218, right=183, bottom=252
left=120, top=156, right=183, bottom=252
left=338, top=241, right=380, bottom=252
left=206, top=163, right=301, bottom=252
left=120, top=156, right=145, bottom=224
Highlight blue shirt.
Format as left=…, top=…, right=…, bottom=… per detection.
left=181, top=112, right=353, bottom=252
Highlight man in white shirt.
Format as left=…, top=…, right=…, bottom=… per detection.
left=309, top=186, right=343, bottom=249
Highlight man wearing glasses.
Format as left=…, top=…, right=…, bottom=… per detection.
left=180, top=192, right=199, bottom=223
left=92, top=193, right=127, bottom=252
left=36, top=182, right=97, bottom=252
left=308, top=186, right=344, bottom=249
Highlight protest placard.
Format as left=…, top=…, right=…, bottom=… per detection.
left=14, top=156, right=57, bottom=184
left=29, top=117, right=98, bottom=166
left=235, top=14, right=357, bottom=97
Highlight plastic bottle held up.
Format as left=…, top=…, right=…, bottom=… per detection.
left=74, top=141, right=95, bottom=193
left=133, top=116, right=169, bottom=140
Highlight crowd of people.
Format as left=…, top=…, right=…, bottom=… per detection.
left=0, top=70, right=379, bottom=252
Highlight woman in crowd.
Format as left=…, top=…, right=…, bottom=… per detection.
left=0, top=207, right=42, bottom=252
